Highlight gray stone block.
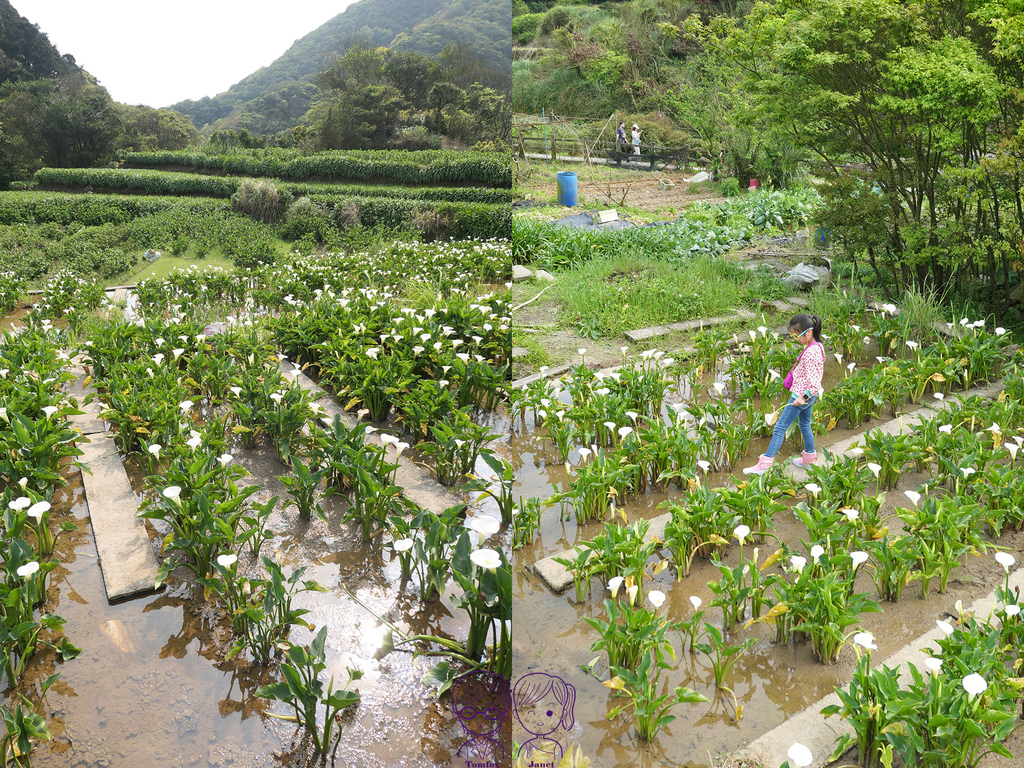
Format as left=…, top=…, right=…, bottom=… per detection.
left=512, top=265, right=533, bottom=282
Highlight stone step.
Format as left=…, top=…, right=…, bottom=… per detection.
left=510, top=363, right=574, bottom=390
left=283, top=361, right=470, bottom=517
left=624, top=309, right=756, bottom=343
left=69, top=371, right=161, bottom=603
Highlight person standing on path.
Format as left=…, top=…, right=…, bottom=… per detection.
left=616, top=122, right=627, bottom=152
left=631, top=123, right=642, bottom=157
left=744, top=313, right=825, bottom=474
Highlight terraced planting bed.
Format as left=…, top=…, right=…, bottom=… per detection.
left=0, top=238, right=514, bottom=767
left=506, top=308, right=1024, bottom=768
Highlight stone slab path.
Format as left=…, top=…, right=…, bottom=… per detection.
left=283, top=361, right=486, bottom=520
left=624, top=309, right=756, bottom=343
left=69, top=372, right=161, bottom=602
left=738, top=565, right=1024, bottom=768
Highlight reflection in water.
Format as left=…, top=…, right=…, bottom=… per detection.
left=7, top=444, right=479, bottom=767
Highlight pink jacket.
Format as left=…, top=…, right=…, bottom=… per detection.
left=791, top=342, right=824, bottom=398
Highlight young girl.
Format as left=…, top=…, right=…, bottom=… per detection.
left=744, top=313, right=825, bottom=475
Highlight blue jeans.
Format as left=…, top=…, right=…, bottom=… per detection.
left=765, top=395, right=817, bottom=458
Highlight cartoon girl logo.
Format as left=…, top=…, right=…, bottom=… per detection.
left=513, top=673, right=576, bottom=766
left=452, top=671, right=512, bottom=763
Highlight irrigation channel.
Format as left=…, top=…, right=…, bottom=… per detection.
left=503, top=336, right=1024, bottom=768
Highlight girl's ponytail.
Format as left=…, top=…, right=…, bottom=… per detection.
left=810, top=314, right=822, bottom=343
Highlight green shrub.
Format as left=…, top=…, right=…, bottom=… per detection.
left=306, top=195, right=511, bottom=240
left=513, top=13, right=544, bottom=43
left=540, top=6, right=571, bottom=34
left=118, top=148, right=512, bottom=188
left=34, top=167, right=239, bottom=197
left=0, top=191, right=228, bottom=226
left=33, top=166, right=516, bottom=205
left=721, top=178, right=741, bottom=197
left=278, top=197, right=340, bottom=246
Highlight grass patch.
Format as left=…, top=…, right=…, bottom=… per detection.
left=899, top=283, right=946, bottom=342
left=805, top=281, right=869, bottom=330
left=117, top=249, right=236, bottom=285
left=550, top=254, right=787, bottom=337
left=511, top=329, right=550, bottom=368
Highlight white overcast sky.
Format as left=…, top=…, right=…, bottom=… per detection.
left=11, top=1, right=356, bottom=107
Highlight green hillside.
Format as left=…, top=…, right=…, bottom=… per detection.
left=0, top=0, right=76, bottom=82
left=170, top=0, right=510, bottom=135
left=394, top=0, right=511, bottom=73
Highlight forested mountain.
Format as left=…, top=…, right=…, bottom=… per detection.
left=0, top=1, right=198, bottom=185
left=394, top=0, right=511, bottom=71
left=0, top=0, right=75, bottom=81
left=169, top=0, right=511, bottom=139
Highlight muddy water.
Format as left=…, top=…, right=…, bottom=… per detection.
left=501, top=356, right=1016, bottom=768
left=1, top=307, right=30, bottom=333
left=18, top=435, right=495, bottom=768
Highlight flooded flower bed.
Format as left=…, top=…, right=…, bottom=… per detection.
left=3, top=239, right=515, bottom=767
left=505, top=320, right=1024, bottom=767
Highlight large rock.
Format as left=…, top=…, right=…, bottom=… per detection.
left=782, top=262, right=830, bottom=290
left=686, top=171, right=710, bottom=183
left=512, top=264, right=533, bottom=282
left=549, top=212, right=635, bottom=231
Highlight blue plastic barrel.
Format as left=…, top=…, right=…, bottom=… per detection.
left=556, top=171, right=578, bottom=207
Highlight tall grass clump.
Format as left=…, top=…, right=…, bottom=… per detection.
left=899, top=284, right=945, bottom=343
left=231, top=179, right=286, bottom=226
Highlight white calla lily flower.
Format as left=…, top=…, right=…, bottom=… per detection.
left=647, top=590, right=666, bottom=610
left=470, top=548, right=502, bottom=572
left=853, top=632, right=877, bottom=650
left=962, top=673, right=987, bottom=698
left=787, top=743, right=813, bottom=768
left=995, top=551, right=1015, bottom=573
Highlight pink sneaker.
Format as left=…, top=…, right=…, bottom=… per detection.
left=743, top=454, right=775, bottom=475
left=792, top=451, right=817, bottom=469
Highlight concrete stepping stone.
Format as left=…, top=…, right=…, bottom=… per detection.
left=512, top=265, right=533, bottom=282
left=768, top=299, right=796, bottom=314
left=534, top=511, right=673, bottom=593
left=69, top=372, right=161, bottom=602
left=624, top=310, right=756, bottom=343
left=510, top=363, right=574, bottom=390
left=284, top=362, right=467, bottom=517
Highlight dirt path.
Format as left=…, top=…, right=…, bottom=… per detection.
left=517, top=164, right=728, bottom=217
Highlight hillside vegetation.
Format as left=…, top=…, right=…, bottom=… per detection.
left=513, top=0, right=1024, bottom=325
left=170, top=0, right=511, bottom=147
left=0, top=0, right=199, bottom=186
